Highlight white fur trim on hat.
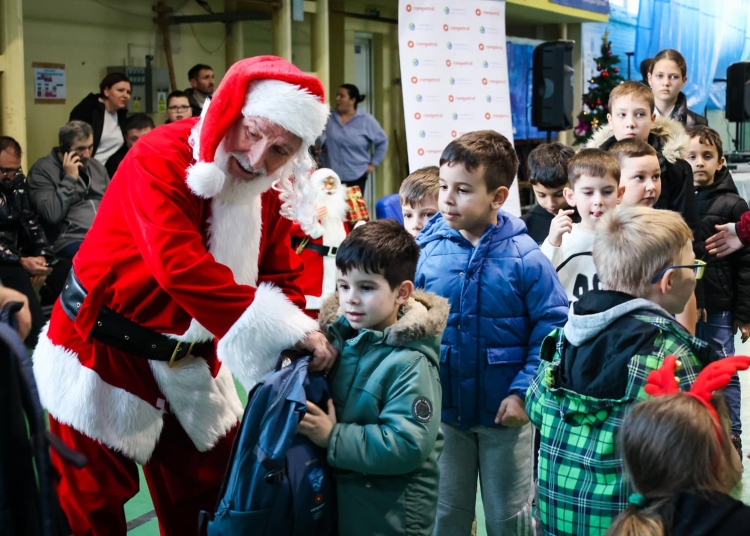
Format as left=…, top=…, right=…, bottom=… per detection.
left=243, top=79, right=330, bottom=148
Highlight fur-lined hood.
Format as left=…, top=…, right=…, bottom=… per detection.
left=586, top=116, right=690, bottom=164
left=318, top=289, right=449, bottom=353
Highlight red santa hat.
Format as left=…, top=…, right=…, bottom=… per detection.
left=187, top=55, right=330, bottom=198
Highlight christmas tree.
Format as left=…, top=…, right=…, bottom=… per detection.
left=574, top=31, right=625, bottom=145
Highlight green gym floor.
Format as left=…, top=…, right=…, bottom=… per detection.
left=124, top=334, right=750, bottom=534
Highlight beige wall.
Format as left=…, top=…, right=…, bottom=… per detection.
left=23, top=0, right=227, bottom=164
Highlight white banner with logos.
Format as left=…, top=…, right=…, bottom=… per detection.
left=398, top=0, right=519, bottom=215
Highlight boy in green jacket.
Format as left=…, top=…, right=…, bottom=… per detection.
left=299, top=219, right=448, bottom=535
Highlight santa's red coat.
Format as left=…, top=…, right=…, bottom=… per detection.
left=33, top=118, right=317, bottom=463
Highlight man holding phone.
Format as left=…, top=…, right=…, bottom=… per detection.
left=27, top=120, right=110, bottom=302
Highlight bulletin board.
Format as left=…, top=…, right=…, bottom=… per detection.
left=32, top=62, right=66, bottom=104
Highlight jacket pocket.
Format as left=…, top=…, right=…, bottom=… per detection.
left=439, top=345, right=456, bottom=410
left=484, top=347, right=525, bottom=413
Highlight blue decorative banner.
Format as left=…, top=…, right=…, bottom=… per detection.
left=550, top=0, right=609, bottom=15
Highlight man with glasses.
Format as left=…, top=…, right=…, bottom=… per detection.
left=27, top=121, right=110, bottom=302
left=0, top=136, right=54, bottom=346
left=165, top=90, right=192, bottom=123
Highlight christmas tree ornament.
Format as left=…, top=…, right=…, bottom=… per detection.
left=597, top=65, right=603, bottom=71
left=601, top=71, right=609, bottom=78
left=614, top=67, right=620, bottom=74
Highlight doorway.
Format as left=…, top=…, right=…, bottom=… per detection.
left=354, top=33, right=376, bottom=209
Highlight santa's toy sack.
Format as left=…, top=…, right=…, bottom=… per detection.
left=199, top=351, right=336, bottom=536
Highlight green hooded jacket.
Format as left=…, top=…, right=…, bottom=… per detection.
left=318, top=290, right=449, bottom=536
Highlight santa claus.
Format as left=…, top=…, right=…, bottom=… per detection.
left=32, top=56, right=337, bottom=535
left=291, top=168, right=349, bottom=314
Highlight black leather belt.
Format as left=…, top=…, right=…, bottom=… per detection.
left=291, top=237, right=338, bottom=257
left=60, top=270, right=213, bottom=367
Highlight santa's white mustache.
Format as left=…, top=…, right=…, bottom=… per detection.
left=231, top=152, right=266, bottom=176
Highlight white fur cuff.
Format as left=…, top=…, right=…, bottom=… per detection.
left=217, top=283, right=319, bottom=390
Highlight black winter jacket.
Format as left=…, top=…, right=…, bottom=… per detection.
left=0, top=175, right=53, bottom=265
left=695, top=167, right=750, bottom=323
left=68, top=93, right=128, bottom=162
left=668, top=491, right=750, bottom=536
left=670, top=91, right=709, bottom=128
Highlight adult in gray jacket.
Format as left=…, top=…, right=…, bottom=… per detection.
left=27, top=120, right=110, bottom=301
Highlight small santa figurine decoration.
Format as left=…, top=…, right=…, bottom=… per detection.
left=292, top=168, right=349, bottom=315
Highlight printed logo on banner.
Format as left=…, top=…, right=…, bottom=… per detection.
left=479, top=43, right=484, bottom=50
left=409, top=22, right=415, bottom=30
left=483, top=61, right=489, bottom=68
left=406, top=4, right=411, bottom=11
left=485, top=113, right=491, bottom=120
left=408, top=41, right=414, bottom=48
left=448, top=95, right=454, bottom=102
left=479, top=26, right=485, bottom=33
left=451, top=130, right=457, bottom=138
left=443, top=24, right=449, bottom=32
left=451, top=60, right=473, bottom=68
left=419, top=130, right=426, bottom=138
left=417, top=93, right=440, bottom=103
left=454, top=95, right=476, bottom=102
left=486, top=44, right=504, bottom=51
left=447, top=41, right=471, bottom=51
left=486, top=95, right=492, bottom=102
left=412, top=58, right=419, bottom=66
left=452, top=113, right=458, bottom=120
left=447, top=25, right=471, bottom=32
left=446, top=42, right=452, bottom=50
left=414, top=112, right=421, bottom=119
left=449, top=77, right=455, bottom=85
left=418, top=148, right=425, bottom=156
left=475, top=8, right=481, bottom=15
left=446, top=60, right=451, bottom=67
left=452, top=77, right=472, bottom=86
left=480, top=8, right=501, bottom=16
left=444, top=6, right=450, bottom=14
left=419, top=130, right=445, bottom=139
left=416, top=94, right=422, bottom=102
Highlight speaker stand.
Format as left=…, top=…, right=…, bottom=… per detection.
left=546, top=131, right=552, bottom=143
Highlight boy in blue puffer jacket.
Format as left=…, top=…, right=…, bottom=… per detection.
left=415, top=130, right=568, bottom=536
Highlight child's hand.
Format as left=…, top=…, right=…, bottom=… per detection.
left=547, top=209, right=575, bottom=247
left=495, top=394, right=530, bottom=427
left=298, top=399, right=337, bottom=448
left=734, top=321, right=750, bottom=343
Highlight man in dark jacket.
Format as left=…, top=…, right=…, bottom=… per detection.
left=185, top=64, right=215, bottom=117
left=0, top=137, right=54, bottom=346
left=687, top=125, right=750, bottom=455
left=27, top=121, right=110, bottom=302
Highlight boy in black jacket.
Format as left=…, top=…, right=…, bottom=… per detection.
left=522, top=143, right=577, bottom=244
left=687, top=125, right=750, bottom=455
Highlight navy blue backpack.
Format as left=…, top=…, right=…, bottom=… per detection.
left=200, top=351, right=336, bottom=535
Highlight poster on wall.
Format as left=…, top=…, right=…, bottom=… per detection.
left=33, top=62, right=66, bottom=104
left=398, top=0, right=520, bottom=215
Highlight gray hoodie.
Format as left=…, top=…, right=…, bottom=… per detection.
left=27, top=148, right=110, bottom=253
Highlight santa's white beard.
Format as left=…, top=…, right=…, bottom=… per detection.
left=315, top=188, right=348, bottom=248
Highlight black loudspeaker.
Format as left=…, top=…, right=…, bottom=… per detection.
left=726, top=62, right=750, bottom=122
left=532, top=40, right=575, bottom=131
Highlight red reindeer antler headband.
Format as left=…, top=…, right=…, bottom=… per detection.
left=645, top=355, right=750, bottom=441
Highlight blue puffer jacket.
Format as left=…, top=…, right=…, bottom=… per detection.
left=415, top=211, right=568, bottom=429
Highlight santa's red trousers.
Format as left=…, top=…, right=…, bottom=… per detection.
left=49, top=414, right=237, bottom=536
